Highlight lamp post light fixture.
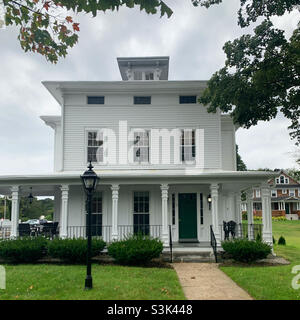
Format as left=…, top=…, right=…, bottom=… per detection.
left=28, top=187, right=34, bottom=204
left=207, top=194, right=212, bottom=210
left=80, top=161, right=99, bottom=290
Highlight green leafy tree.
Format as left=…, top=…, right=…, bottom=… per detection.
left=286, top=168, right=300, bottom=182
left=195, top=0, right=300, bottom=145
left=3, top=0, right=173, bottom=63
left=236, top=144, right=247, bottom=171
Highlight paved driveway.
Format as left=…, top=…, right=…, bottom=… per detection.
left=173, top=263, right=252, bottom=300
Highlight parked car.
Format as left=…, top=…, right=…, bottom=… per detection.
left=24, top=219, right=40, bottom=225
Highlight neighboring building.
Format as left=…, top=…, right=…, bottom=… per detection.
left=252, top=171, right=300, bottom=220
left=0, top=56, right=277, bottom=248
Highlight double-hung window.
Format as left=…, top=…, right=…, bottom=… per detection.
left=181, top=129, right=196, bottom=162
left=133, top=191, right=150, bottom=235
left=87, top=131, right=103, bottom=163
left=86, top=191, right=102, bottom=236
left=271, top=190, right=277, bottom=197
left=289, top=189, right=295, bottom=197
left=133, top=131, right=149, bottom=163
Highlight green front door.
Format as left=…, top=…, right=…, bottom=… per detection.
left=179, top=193, right=198, bottom=242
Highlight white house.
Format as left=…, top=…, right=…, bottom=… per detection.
left=0, top=56, right=277, bottom=250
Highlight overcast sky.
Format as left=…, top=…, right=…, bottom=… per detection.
left=0, top=0, right=299, bottom=175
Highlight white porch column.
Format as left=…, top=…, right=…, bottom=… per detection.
left=210, top=183, right=221, bottom=245
left=261, top=183, right=273, bottom=246
left=111, top=184, right=119, bottom=241
left=160, top=184, right=169, bottom=246
left=10, top=186, right=20, bottom=239
left=60, top=185, right=69, bottom=238
left=246, top=189, right=254, bottom=240
left=235, top=191, right=243, bottom=237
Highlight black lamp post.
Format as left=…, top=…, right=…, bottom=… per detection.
left=81, top=161, right=99, bottom=290
left=28, top=187, right=34, bottom=204
left=207, top=194, right=212, bottom=210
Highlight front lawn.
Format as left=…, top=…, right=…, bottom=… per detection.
left=0, top=264, right=185, bottom=300
left=220, top=220, right=300, bottom=300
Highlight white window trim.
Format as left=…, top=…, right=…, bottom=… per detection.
left=282, top=188, right=287, bottom=194
left=289, top=189, right=295, bottom=197
left=85, top=128, right=105, bottom=165
left=255, top=189, right=261, bottom=198
left=180, top=128, right=196, bottom=164
left=271, top=189, right=277, bottom=197
left=130, top=128, right=150, bottom=165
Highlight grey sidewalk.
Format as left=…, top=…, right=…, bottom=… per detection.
left=173, top=263, right=253, bottom=300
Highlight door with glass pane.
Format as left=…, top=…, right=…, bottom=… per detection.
left=133, top=191, right=150, bottom=235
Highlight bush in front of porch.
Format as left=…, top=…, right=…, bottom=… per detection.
left=47, top=238, right=106, bottom=263
left=222, top=239, right=272, bottom=263
left=0, top=237, right=48, bottom=263
left=107, top=234, right=163, bottom=265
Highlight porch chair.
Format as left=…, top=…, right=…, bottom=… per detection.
left=41, top=222, right=59, bottom=239
left=223, top=220, right=237, bottom=240
left=18, top=223, right=34, bottom=237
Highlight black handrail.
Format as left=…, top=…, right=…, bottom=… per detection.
left=169, top=225, right=173, bottom=263
left=210, top=225, right=218, bottom=263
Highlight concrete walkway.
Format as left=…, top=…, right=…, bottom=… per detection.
left=173, top=263, right=252, bottom=300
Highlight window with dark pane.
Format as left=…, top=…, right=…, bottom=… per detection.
left=200, top=193, right=203, bottom=225
left=134, top=96, right=151, bottom=104
left=86, top=192, right=102, bottom=236
left=179, top=96, right=197, bottom=104
left=172, top=194, right=176, bottom=225
left=133, top=191, right=150, bottom=235
left=181, top=129, right=196, bottom=162
left=134, top=131, right=149, bottom=163
left=87, top=96, right=104, bottom=104
left=87, top=131, right=103, bottom=163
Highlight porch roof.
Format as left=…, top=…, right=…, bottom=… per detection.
left=0, top=169, right=277, bottom=195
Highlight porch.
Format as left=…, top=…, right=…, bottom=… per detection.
left=0, top=170, right=276, bottom=250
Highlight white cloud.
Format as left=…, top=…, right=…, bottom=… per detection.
left=0, top=0, right=298, bottom=174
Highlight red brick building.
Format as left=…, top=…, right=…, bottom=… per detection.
left=252, top=171, right=300, bottom=219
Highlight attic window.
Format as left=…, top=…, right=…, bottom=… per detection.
left=87, top=96, right=105, bottom=104
left=179, top=96, right=197, bottom=104
left=134, top=96, right=151, bottom=105
left=145, top=72, right=154, bottom=80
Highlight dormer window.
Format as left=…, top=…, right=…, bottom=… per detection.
left=145, top=72, right=154, bottom=80
left=278, top=175, right=289, bottom=184
left=134, top=71, right=142, bottom=80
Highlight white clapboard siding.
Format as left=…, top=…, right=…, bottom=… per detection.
left=62, top=93, right=225, bottom=171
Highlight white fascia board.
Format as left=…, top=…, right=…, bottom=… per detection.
left=42, top=80, right=208, bottom=105
left=0, top=170, right=278, bottom=182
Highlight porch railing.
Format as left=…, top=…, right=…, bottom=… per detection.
left=118, top=225, right=162, bottom=240
left=67, top=225, right=112, bottom=243
left=66, top=225, right=162, bottom=243
left=210, top=225, right=218, bottom=263
left=219, top=223, right=262, bottom=241
left=0, top=227, right=11, bottom=239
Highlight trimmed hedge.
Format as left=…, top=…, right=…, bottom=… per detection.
left=222, top=238, right=272, bottom=263
left=47, top=238, right=106, bottom=263
left=107, top=234, right=163, bottom=265
left=278, top=236, right=286, bottom=245
left=0, top=237, right=48, bottom=263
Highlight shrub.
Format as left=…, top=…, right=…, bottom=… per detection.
left=48, top=238, right=106, bottom=263
left=222, top=239, right=272, bottom=263
left=278, top=236, right=286, bottom=245
left=255, top=233, right=262, bottom=242
left=0, top=237, right=48, bottom=263
left=107, top=234, right=163, bottom=265
left=273, top=236, right=276, bottom=245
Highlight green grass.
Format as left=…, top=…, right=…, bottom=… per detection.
left=220, top=220, right=300, bottom=300
left=0, top=264, right=185, bottom=300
